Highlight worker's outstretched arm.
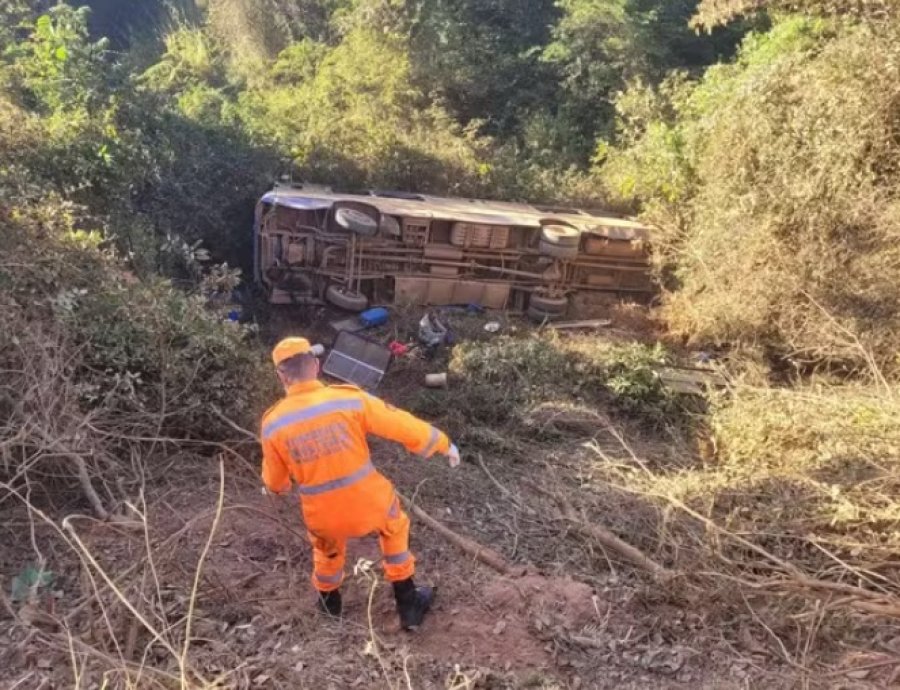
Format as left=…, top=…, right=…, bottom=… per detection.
left=361, top=393, right=452, bottom=460
left=260, top=433, right=292, bottom=494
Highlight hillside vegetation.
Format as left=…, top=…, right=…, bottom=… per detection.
left=603, top=12, right=900, bottom=374
left=4, top=0, right=900, bottom=687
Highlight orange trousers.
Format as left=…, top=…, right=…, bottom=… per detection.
left=307, top=495, right=415, bottom=592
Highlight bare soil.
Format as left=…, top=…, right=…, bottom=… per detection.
left=0, top=452, right=749, bottom=689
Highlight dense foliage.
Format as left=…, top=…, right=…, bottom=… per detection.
left=0, top=6, right=275, bottom=509
left=601, top=10, right=900, bottom=374
left=22, top=0, right=740, bottom=210
left=4, top=0, right=900, bottom=388
left=0, top=0, right=745, bottom=275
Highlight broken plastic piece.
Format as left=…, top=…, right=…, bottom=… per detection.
left=424, top=373, right=448, bottom=388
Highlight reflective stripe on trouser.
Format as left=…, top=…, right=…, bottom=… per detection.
left=379, top=497, right=415, bottom=582
left=308, top=531, right=346, bottom=592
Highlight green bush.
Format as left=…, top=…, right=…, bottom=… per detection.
left=235, top=28, right=493, bottom=194
left=448, top=333, right=683, bottom=429
left=1, top=195, right=273, bottom=441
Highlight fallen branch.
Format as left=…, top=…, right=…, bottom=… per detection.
left=619, top=484, right=900, bottom=617
left=568, top=634, right=607, bottom=650
left=0, top=576, right=18, bottom=620
left=720, top=574, right=900, bottom=618
left=73, top=455, right=110, bottom=521
left=527, top=481, right=675, bottom=582
left=180, top=457, right=226, bottom=689
left=548, top=319, right=612, bottom=331
left=398, top=492, right=519, bottom=576
left=657, top=494, right=900, bottom=611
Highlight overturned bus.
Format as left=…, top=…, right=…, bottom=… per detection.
left=253, top=184, right=652, bottom=320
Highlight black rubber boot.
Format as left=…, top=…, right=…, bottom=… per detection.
left=316, top=589, right=342, bottom=617
left=393, top=578, right=434, bottom=631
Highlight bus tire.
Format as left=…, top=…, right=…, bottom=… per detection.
left=326, top=285, right=369, bottom=311
left=335, top=207, right=378, bottom=236
left=539, top=239, right=578, bottom=259
left=529, top=294, right=568, bottom=314
left=526, top=304, right=564, bottom=323
left=540, top=224, right=580, bottom=246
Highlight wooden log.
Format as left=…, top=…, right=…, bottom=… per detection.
left=548, top=319, right=613, bottom=331
left=398, top=492, right=518, bottom=576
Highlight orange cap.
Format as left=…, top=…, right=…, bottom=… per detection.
left=272, top=337, right=313, bottom=366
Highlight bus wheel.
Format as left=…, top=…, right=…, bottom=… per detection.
left=326, top=285, right=369, bottom=312
left=529, top=293, right=569, bottom=314
left=335, top=207, right=378, bottom=236
left=527, top=304, right=565, bottom=323
left=540, top=224, right=580, bottom=246
left=539, top=239, right=579, bottom=259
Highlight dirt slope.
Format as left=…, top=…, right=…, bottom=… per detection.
left=2, top=306, right=890, bottom=688
left=1, top=444, right=768, bottom=689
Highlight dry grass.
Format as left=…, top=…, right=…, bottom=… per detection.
left=573, top=380, right=900, bottom=669
left=0, top=460, right=229, bottom=689
left=417, top=321, right=900, bottom=679
left=607, top=18, right=900, bottom=376
left=670, top=19, right=900, bottom=373
left=6, top=309, right=900, bottom=685
left=0, top=312, right=245, bottom=687
left=614, top=383, right=900, bottom=561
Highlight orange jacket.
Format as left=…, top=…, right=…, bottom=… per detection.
left=260, top=380, right=450, bottom=535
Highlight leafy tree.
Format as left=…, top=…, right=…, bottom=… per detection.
left=76, top=0, right=193, bottom=46
left=204, top=0, right=346, bottom=79
left=4, top=4, right=110, bottom=113
left=237, top=27, right=491, bottom=193
left=0, top=1, right=38, bottom=46
left=544, top=0, right=745, bottom=161
left=407, top=0, right=561, bottom=138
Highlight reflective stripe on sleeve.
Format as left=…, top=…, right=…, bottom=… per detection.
left=419, top=427, right=440, bottom=458
left=297, top=461, right=375, bottom=496
left=263, top=398, right=363, bottom=439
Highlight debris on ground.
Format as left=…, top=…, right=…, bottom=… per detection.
left=424, top=372, right=448, bottom=388
left=322, top=330, right=393, bottom=389
left=548, top=318, right=613, bottom=331
left=419, top=310, right=450, bottom=349
left=358, top=306, right=390, bottom=328
left=330, top=306, right=391, bottom=333
left=4, top=300, right=893, bottom=689
left=389, top=340, right=412, bottom=356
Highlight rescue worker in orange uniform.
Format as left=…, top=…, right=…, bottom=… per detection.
left=260, top=337, right=460, bottom=630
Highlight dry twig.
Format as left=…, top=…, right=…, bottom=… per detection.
left=180, top=455, right=226, bottom=689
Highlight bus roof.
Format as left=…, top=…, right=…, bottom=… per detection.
left=260, top=185, right=650, bottom=240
